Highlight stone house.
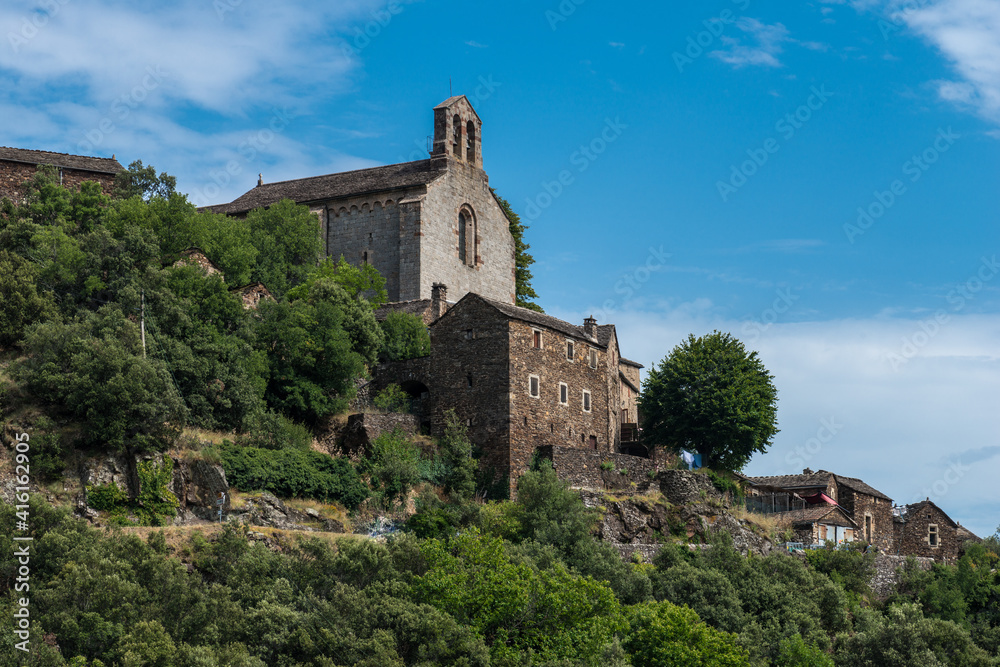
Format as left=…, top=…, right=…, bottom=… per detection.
left=893, top=499, right=979, bottom=563
left=173, top=247, right=224, bottom=278
left=0, top=146, right=122, bottom=200
left=744, top=469, right=894, bottom=550
left=230, top=282, right=274, bottom=310
left=773, top=505, right=860, bottom=546
left=373, top=290, right=643, bottom=496
left=206, top=96, right=516, bottom=307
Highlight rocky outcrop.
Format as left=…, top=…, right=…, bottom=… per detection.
left=581, top=490, right=773, bottom=562
left=228, top=492, right=345, bottom=533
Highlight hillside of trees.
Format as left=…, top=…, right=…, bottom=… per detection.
left=1, top=168, right=999, bottom=666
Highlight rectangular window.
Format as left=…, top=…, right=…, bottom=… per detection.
left=582, top=390, right=591, bottom=412
left=928, top=524, right=939, bottom=547
left=865, top=515, right=873, bottom=542
left=589, top=349, right=598, bottom=369
left=559, top=383, right=568, bottom=405
left=529, top=375, right=540, bottom=398
left=819, top=525, right=828, bottom=541
left=464, top=329, right=474, bottom=340
left=566, top=341, right=574, bottom=361
left=533, top=330, right=542, bottom=349
left=589, top=435, right=597, bottom=450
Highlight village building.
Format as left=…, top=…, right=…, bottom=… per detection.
left=743, top=469, right=894, bottom=549
left=372, top=290, right=643, bottom=496
left=206, top=96, right=516, bottom=308
left=893, top=499, right=980, bottom=563
left=230, top=282, right=274, bottom=310
left=173, top=247, right=224, bottom=279
left=774, top=505, right=860, bottom=547
left=0, top=147, right=122, bottom=201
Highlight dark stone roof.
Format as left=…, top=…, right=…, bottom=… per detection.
left=898, top=499, right=959, bottom=528
left=620, top=357, right=644, bottom=369
left=0, top=147, right=123, bottom=174
left=774, top=505, right=859, bottom=528
left=203, top=159, right=444, bottom=215
left=474, top=295, right=606, bottom=347
left=746, top=470, right=892, bottom=502
left=619, top=371, right=640, bottom=393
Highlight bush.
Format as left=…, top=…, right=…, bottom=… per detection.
left=236, top=411, right=312, bottom=450
left=373, top=384, right=410, bottom=413
left=361, top=429, right=421, bottom=508
left=704, top=469, right=743, bottom=498
left=219, top=445, right=368, bottom=509
left=379, top=311, right=431, bottom=361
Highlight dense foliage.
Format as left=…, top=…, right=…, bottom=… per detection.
left=639, top=331, right=779, bottom=471
left=493, top=190, right=541, bottom=312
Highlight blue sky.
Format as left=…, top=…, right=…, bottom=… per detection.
left=2, top=0, right=998, bottom=537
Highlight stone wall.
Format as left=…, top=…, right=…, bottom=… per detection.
left=420, top=161, right=515, bottom=305
left=838, top=489, right=894, bottom=550
left=324, top=195, right=410, bottom=301
left=339, top=412, right=420, bottom=459
left=537, top=445, right=659, bottom=492
left=656, top=469, right=725, bottom=506
left=508, top=319, right=611, bottom=493
left=895, top=501, right=965, bottom=562
left=871, top=553, right=935, bottom=598
left=0, top=160, right=116, bottom=201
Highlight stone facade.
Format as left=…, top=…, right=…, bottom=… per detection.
left=0, top=147, right=122, bottom=201
left=892, top=499, right=974, bottom=563
left=174, top=247, right=224, bottom=278
left=372, top=293, right=644, bottom=496
left=206, top=96, right=515, bottom=306
left=536, top=445, right=659, bottom=492
left=230, top=282, right=273, bottom=310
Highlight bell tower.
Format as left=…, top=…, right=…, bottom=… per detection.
left=431, top=95, right=483, bottom=169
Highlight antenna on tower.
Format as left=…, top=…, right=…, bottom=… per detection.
left=449, top=78, right=453, bottom=97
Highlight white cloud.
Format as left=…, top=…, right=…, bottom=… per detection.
left=550, top=301, right=1000, bottom=538
left=886, top=0, right=1000, bottom=123
left=710, top=18, right=791, bottom=68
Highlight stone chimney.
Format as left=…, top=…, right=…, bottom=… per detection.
left=803, top=468, right=814, bottom=475
left=583, top=315, right=597, bottom=339
left=257, top=173, right=264, bottom=187
left=431, top=283, right=448, bottom=320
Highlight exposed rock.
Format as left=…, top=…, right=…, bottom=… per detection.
left=172, top=458, right=230, bottom=521
left=656, top=469, right=724, bottom=506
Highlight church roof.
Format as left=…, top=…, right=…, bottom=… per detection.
left=203, top=159, right=444, bottom=215
left=0, top=146, right=123, bottom=174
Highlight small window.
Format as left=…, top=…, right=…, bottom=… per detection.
left=529, top=375, right=540, bottom=398
left=928, top=524, right=939, bottom=547
left=566, top=341, right=575, bottom=361
left=467, top=374, right=473, bottom=388
left=559, top=383, right=568, bottom=405
left=589, top=349, right=598, bottom=369
left=589, top=435, right=597, bottom=450
left=582, top=390, right=591, bottom=412
left=464, top=329, right=474, bottom=340
left=550, top=424, right=554, bottom=433
left=533, top=330, right=542, bottom=349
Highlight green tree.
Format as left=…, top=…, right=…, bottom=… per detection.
left=623, top=601, right=751, bottom=667
left=288, top=255, right=388, bottom=306
left=493, top=190, right=541, bottom=312
left=246, top=199, right=322, bottom=298
left=362, top=429, right=422, bottom=508
left=439, top=409, right=478, bottom=502
left=379, top=311, right=431, bottom=361
left=288, top=276, right=384, bottom=366
left=639, top=331, right=778, bottom=471
left=113, top=160, right=177, bottom=200
left=0, top=249, right=58, bottom=347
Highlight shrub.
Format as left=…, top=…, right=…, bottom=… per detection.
left=87, top=482, right=129, bottom=512
left=379, top=311, right=431, bottom=361
left=704, top=469, right=743, bottom=498
left=236, top=411, right=312, bottom=450
left=373, top=383, right=410, bottom=413
left=219, top=445, right=368, bottom=509
left=600, top=461, right=615, bottom=471
left=361, top=429, right=421, bottom=508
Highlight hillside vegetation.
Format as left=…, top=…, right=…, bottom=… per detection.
left=1, top=169, right=999, bottom=666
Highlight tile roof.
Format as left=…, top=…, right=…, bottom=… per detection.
left=0, top=147, right=123, bottom=174
left=620, top=357, right=644, bottom=368
left=203, top=159, right=444, bottom=215
left=897, top=499, right=958, bottom=528
left=474, top=295, right=606, bottom=346
left=745, top=470, right=892, bottom=502
left=773, top=505, right=859, bottom=528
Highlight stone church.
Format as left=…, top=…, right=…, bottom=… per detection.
left=207, top=95, right=516, bottom=306
left=209, top=96, right=644, bottom=495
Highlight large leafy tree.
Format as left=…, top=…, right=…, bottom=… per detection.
left=639, top=331, right=778, bottom=472
left=493, top=190, right=541, bottom=312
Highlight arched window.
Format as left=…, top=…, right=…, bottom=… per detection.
left=466, top=121, right=476, bottom=163
left=458, top=211, right=467, bottom=264
left=453, top=114, right=462, bottom=159
left=458, top=206, right=477, bottom=267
